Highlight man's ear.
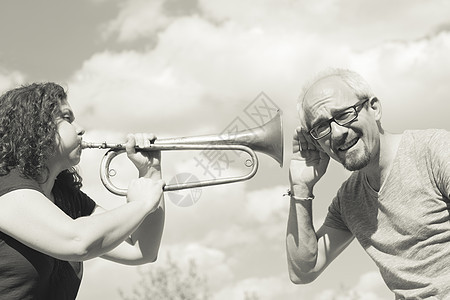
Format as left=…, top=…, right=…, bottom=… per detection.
left=370, top=97, right=382, bottom=121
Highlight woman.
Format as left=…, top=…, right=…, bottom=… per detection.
left=0, top=82, right=166, bottom=299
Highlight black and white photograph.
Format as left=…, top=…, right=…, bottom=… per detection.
left=0, top=1, right=449, bottom=299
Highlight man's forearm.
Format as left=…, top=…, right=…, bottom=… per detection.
left=286, top=196, right=319, bottom=283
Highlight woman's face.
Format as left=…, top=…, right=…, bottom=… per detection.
left=50, top=99, right=85, bottom=171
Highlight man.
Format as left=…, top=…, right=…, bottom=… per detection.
left=286, top=68, right=450, bottom=299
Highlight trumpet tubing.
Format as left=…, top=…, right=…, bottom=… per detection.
left=82, top=111, right=283, bottom=196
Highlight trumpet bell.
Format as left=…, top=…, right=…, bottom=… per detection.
left=154, top=110, right=284, bottom=167
left=237, top=110, right=283, bottom=167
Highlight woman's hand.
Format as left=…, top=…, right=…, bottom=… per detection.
left=125, top=133, right=161, bottom=179
left=126, top=177, right=165, bottom=214
left=289, top=127, right=330, bottom=195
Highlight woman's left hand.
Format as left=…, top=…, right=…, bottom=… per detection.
left=125, top=133, right=161, bottom=179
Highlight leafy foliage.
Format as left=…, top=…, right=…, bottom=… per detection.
left=119, top=254, right=210, bottom=300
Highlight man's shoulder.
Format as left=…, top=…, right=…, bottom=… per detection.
left=403, top=128, right=449, bottom=141
left=401, top=129, right=449, bottom=152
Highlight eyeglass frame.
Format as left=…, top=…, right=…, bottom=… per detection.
left=308, top=97, right=374, bottom=140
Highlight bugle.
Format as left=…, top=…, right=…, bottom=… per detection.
left=82, top=111, right=283, bottom=196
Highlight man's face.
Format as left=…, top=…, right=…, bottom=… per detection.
left=303, top=76, right=381, bottom=171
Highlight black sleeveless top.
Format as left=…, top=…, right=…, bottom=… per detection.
left=0, top=169, right=96, bottom=300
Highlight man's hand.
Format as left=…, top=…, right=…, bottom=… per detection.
left=289, top=127, right=330, bottom=193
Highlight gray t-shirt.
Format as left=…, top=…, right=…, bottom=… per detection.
left=324, top=129, right=450, bottom=299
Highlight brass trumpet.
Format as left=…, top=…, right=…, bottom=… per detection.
left=82, top=111, right=283, bottom=196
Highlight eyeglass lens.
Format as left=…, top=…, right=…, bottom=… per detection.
left=311, top=108, right=357, bottom=139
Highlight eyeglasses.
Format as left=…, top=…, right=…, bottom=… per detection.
left=308, top=97, right=373, bottom=140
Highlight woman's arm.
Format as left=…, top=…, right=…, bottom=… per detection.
left=0, top=134, right=166, bottom=263
left=94, top=198, right=165, bottom=265
left=99, top=133, right=166, bottom=265
left=0, top=178, right=164, bottom=262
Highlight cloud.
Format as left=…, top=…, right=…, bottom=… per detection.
left=100, top=0, right=171, bottom=42
left=214, top=273, right=304, bottom=300
left=0, top=68, right=26, bottom=95
left=79, top=242, right=235, bottom=299
left=314, top=271, right=391, bottom=300
left=348, top=31, right=450, bottom=130
left=159, top=183, right=288, bottom=248
left=68, top=0, right=450, bottom=142
left=96, top=0, right=450, bottom=50
left=55, top=2, right=450, bottom=299
left=78, top=259, right=142, bottom=300
left=198, top=0, right=450, bottom=47
left=244, top=185, right=287, bottom=223
left=68, top=13, right=311, bottom=133
left=164, top=243, right=235, bottom=290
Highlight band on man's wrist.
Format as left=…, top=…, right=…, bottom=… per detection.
left=283, top=189, right=315, bottom=201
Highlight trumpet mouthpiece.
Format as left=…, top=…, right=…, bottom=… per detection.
left=81, top=141, right=107, bottom=149
left=81, top=141, right=125, bottom=150
left=81, top=141, right=104, bottom=149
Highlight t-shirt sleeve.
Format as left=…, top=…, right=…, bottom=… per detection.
left=73, top=190, right=96, bottom=217
left=429, top=129, right=450, bottom=201
left=323, top=194, right=350, bottom=232
left=0, top=170, right=43, bottom=197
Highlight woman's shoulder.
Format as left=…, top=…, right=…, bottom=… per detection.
left=0, top=169, right=43, bottom=197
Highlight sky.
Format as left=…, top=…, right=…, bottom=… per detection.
left=1, top=0, right=449, bottom=299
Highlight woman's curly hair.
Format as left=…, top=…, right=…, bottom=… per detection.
left=0, top=82, right=82, bottom=189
